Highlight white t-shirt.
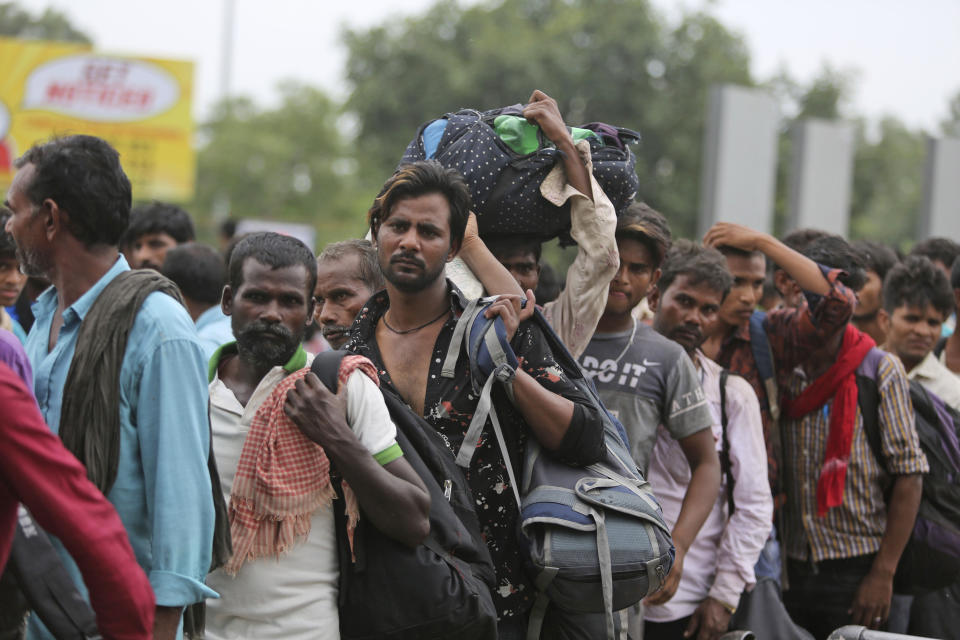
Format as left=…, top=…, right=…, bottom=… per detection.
left=205, top=361, right=398, bottom=640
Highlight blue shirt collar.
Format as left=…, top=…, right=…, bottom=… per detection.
left=32, top=254, right=129, bottom=323
left=196, top=305, right=228, bottom=330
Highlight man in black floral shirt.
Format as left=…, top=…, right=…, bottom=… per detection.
left=345, top=160, right=606, bottom=636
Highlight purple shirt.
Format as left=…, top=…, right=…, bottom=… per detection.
left=0, top=328, right=32, bottom=389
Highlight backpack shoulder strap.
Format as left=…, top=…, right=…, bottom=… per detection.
left=748, top=311, right=780, bottom=421
left=310, top=349, right=349, bottom=393
left=719, top=370, right=735, bottom=514
left=856, top=371, right=885, bottom=471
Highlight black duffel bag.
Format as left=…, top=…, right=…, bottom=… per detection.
left=400, top=104, right=640, bottom=245
left=312, top=351, right=498, bottom=640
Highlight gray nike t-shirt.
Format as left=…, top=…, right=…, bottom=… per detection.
left=579, top=322, right=712, bottom=473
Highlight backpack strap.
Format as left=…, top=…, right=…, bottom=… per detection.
left=856, top=372, right=886, bottom=473
left=748, top=311, right=780, bottom=422
left=719, top=370, right=736, bottom=515
left=311, top=349, right=349, bottom=393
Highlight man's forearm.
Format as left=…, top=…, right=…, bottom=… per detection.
left=458, top=239, right=524, bottom=297
left=511, top=369, right=575, bottom=450
left=555, top=139, right=592, bottom=201
left=674, top=429, right=723, bottom=553
left=321, top=429, right=430, bottom=549
left=756, top=234, right=830, bottom=296
left=873, top=473, right=922, bottom=576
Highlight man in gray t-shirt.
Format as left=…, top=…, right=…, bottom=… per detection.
left=581, top=321, right=709, bottom=473
left=579, top=203, right=720, bottom=611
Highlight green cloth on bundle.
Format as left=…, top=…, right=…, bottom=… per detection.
left=492, top=115, right=600, bottom=155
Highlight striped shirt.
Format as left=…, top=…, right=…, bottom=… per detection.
left=782, top=348, right=928, bottom=562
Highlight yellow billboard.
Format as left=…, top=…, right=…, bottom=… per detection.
left=0, top=37, right=195, bottom=201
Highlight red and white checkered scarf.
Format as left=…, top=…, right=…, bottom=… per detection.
left=224, top=355, right=379, bottom=574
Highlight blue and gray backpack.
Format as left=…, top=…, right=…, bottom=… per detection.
left=442, top=297, right=675, bottom=640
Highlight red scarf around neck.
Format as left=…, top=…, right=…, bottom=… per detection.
left=782, top=324, right=876, bottom=516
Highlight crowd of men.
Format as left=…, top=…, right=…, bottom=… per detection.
left=2, top=90, right=960, bottom=640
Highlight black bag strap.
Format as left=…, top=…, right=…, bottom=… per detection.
left=719, top=370, right=735, bottom=515
left=856, top=374, right=886, bottom=472
left=9, top=509, right=102, bottom=639
left=311, top=349, right=348, bottom=393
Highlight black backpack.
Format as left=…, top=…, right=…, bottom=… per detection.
left=400, top=105, right=640, bottom=245
left=310, top=351, right=498, bottom=640
left=857, top=367, right=960, bottom=594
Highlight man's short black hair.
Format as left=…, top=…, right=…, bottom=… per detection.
left=228, top=232, right=317, bottom=296
left=801, top=235, right=868, bottom=292
left=952, top=257, right=960, bottom=291
left=911, top=237, right=960, bottom=271
left=616, top=202, right=672, bottom=269
left=161, top=243, right=226, bottom=306
left=368, top=160, right=472, bottom=248
left=782, top=228, right=833, bottom=254
left=484, top=235, right=543, bottom=264
left=317, top=239, right=384, bottom=292
left=0, top=209, right=15, bottom=258
left=853, top=240, right=900, bottom=280
left=128, top=201, right=195, bottom=244
left=883, top=255, right=954, bottom=318
left=14, top=135, right=131, bottom=247
left=658, top=239, right=733, bottom=299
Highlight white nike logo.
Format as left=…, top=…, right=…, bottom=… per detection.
left=642, top=359, right=661, bottom=367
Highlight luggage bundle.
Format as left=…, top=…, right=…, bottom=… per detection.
left=400, top=105, right=640, bottom=244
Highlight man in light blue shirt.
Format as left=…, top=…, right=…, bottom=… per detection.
left=4, top=135, right=216, bottom=640
left=161, top=242, right=235, bottom=359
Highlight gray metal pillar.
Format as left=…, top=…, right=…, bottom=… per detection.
left=786, top=119, right=855, bottom=236
left=698, top=84, right=780, bottom=237
left=919, top=136, right=960, bottom=240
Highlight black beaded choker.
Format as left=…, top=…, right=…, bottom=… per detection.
left=382, top=308, right=450, bottom=335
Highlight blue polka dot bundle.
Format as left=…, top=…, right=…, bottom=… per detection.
left=400, top=104, right=640, bottom=245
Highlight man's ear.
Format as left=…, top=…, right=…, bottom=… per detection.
left=42, top=198, right=60, bottom=240
left=306, top=296, right=316, bottom=324
left=221, top=285, right=234, bottom=316
left=773, top=268, right=792, bottom=297
left=447, top=236, right=461, bottom=262
left=877, top=308, right=890, bottom=336
left=647, top=285, right=660, bottom=313
left=648, top=268, right=662, bottom=291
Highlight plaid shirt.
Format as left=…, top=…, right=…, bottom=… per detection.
left=781, top=349, right=928, bottom=562
left=717, top=266, right=856, bottom=499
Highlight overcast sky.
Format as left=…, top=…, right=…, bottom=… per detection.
left=18, top=0, right=960, bottom=132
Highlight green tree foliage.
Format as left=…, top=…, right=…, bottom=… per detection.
left=850, top=117, right=926, bottom=249
left=191, top=83, right=370, bottom=241
left=343, top=0, right=753, bottom=237
left=942, top=89, right=960, bottom=137
left=0, top=2, right=91, bottom=43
